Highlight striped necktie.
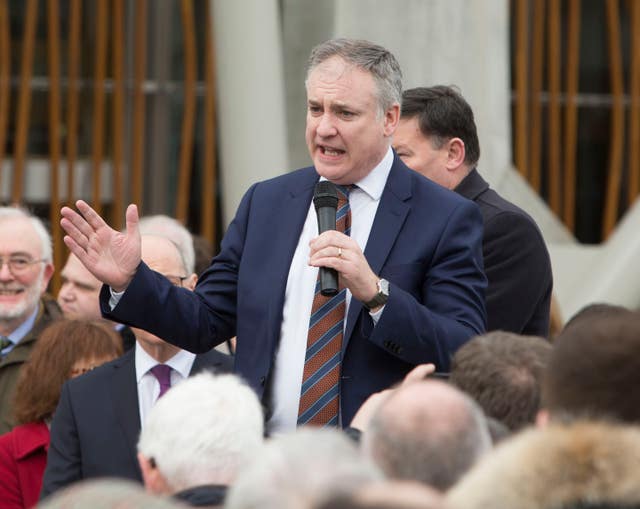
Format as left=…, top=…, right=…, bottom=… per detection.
left=0, top=336, right=11, bottom=356
left=298, top=184, right=352, bottom=426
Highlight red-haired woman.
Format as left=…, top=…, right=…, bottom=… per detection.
left=0, top=319, right=122, bottom=508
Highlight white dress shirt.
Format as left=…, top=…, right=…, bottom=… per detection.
left=134, top=342, right=195, bottom=426
left=268, top=147, right=394, bottom=434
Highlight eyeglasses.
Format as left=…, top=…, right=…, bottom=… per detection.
left=0, top=256, right=46, bottom=274
left=165, top=274, right=188, bottom=287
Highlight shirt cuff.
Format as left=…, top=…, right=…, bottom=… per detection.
left=108, top=288, right=125, bottom=311
left=369, top=304, right=385, bottom=324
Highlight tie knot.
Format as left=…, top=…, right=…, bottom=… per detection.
left=150, top=364, right=172, bottom=397
left=335, top=184, right=354, bottom=200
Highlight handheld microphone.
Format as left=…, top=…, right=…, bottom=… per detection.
left=313, top=181, right=339, bottom=296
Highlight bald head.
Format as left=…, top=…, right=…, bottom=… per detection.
left=141, top=235, right=186, bottom=274
left=363, top=380, right=491, bottom=490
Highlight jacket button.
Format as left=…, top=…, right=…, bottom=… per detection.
left=259, top=376, right=266, bottom=386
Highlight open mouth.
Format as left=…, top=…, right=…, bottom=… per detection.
left=0, top=289, right=23, bottom=296
left=320, top=145, right=345, bottom=157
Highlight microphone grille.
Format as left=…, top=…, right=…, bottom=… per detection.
left=313, top=181, right=339, bottom=210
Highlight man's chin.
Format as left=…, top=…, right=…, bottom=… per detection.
left=0, top=301, right=31, bottom=321
left=314, top=165, right=351, bottom=185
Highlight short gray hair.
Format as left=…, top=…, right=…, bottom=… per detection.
left=226, top=428, right=383, bottom=509
left=138, top=373, right=264, bottom=491
left=0, top=206, right=52, bottom=262
left=138, top=215, right=195, bottom=274
left=38, top=479, right=182, bottom=509
left=306, top=38, right=402, bottom=113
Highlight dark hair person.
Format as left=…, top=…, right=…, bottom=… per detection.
left=0, top=319, right=122, bottom=509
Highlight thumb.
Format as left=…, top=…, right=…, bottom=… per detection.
left=125, top=204, right=140, bottom=239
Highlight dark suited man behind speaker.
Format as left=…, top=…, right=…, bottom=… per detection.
left=41, top=235, right=232, bottom=498
left=393, top=85, right=553, bottom=336
left=59, top=38, right=487, bottom=435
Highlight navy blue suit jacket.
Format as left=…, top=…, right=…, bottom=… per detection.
left=101, top=155, right=487, bottom=425
left=40, top=348, right=232, bottom=498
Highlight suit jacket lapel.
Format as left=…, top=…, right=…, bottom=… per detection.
left=111, top=350, right=141, bottom=468
left=265, top=169, right=318, bottom=346
left=190, top=353, right=210, bottom=375
left=189, top=351, right=228, bottom=375
left=344, top=159, right=412, bottom=348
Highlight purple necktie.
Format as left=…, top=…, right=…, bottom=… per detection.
left=150, top=364, right=172, bottom=398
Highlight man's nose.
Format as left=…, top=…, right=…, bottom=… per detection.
left=316, top=113, right=337, bottom=137
left=0, top=262, right=14, bottom=280
left=59, top=284, right=74, bottom=300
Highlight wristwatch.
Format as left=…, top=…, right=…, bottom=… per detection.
left=363, top=278, right=390, bottom=310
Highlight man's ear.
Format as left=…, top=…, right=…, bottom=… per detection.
left=536, top=408, right=550, bottom=428
left=41, top=263, right=55, bottom=293
left=445, top=137, right=466, bottom=170
left=383, top=104, right=401, bottom=136
left=138, top=452, right=171, bottom=495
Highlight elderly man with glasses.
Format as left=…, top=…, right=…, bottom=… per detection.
left=0, top=206, right=62, bottom=434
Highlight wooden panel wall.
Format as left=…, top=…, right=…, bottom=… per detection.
left=0, top=1, right=218, bottom=294
left=512, top=0, right=639, bottom=240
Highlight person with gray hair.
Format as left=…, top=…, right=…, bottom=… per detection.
left=41, top=236, right=233, bottom=498
left=306, top=38, right=402, bottom=113
left=0, top=206, right=61, bottom=434
left=137, top=372, right=263, bottom=507
left=60, top=37, right=486, bottom=435
left=139, top=215, right=196, bottom=275
left=38, top=479, right=186, bottom=509
left=362, top=380, right=491, bottom=491
left=225, top=428, right=382, bottom=509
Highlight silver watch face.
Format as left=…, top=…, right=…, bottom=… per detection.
left=365, top=279, right=389, bottom=309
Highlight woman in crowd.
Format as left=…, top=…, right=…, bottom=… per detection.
left=0, top=319, right=122, bottom=509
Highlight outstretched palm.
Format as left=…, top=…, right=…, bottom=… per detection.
left=60, top=201, right=141, bottom=291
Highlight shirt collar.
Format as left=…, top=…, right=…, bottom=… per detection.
left=7, top=305, right=40, bottom=345
left=134, top=341, right=195, bottom=383
left=354, top=146, right=394, bottom=201
left=319, top=146, right=393, bottom=202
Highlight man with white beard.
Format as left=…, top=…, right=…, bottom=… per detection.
left=0, top=207, right=61, bottom=434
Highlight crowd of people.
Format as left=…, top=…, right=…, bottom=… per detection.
left=0, top=37, right=638, bottom=509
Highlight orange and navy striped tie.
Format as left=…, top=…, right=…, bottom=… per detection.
left=298, top=185, right=352, bottom=426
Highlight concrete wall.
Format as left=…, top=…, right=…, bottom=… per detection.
left=210, top=0, right=640, bottom=318
left=210, top=0, right=289, bottom=225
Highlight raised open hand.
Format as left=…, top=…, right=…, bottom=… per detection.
left=60, top=200, right=141, bottom=292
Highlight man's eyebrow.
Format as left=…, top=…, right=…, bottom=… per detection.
left=6, top=251, right=34, bottom=258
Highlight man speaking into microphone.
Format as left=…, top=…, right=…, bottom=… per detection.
left=60, top=38, right=486, bottom=434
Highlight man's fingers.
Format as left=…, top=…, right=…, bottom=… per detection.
left=75, top=199, right=109, bottom=232
left=124, top=204, right=139, bottom=239
left=63, top=235, right=91, bottom=265
left=61, top=203, right=98, bottom=241
left=402, top=363, right=436, bottom=386
left=60, top=217, right=91, bottom=251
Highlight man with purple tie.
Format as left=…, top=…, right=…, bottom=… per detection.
left=41, top=235, right=232, bottom=498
